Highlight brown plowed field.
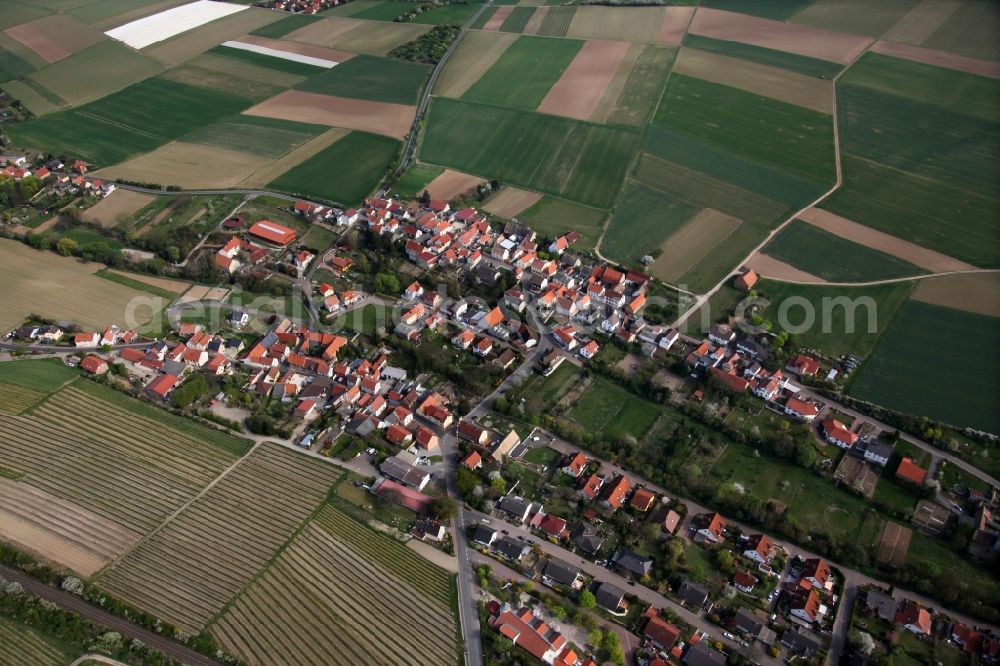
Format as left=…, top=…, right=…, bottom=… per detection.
left=81, top=189, right=156, bottom=228
left=243, top=90, right=414, bottom=138
left=482, top=6, right=513, bottom=31
left=689, top=8, right=872, bottom=64
left=522, top=6, right=549, bottom=35
left=658, top=6, right=695, bottom=46
left=97, top=143, right=261, bottom=189
left=4, top=15, right=103, bottom=63
left=747, top=252, right=825, bottom=283
left=537, top=39, right=630, bottom=120
left=912, top=272, right=1000, bottom=318
left=651, top=208, right=741, bottom=282
left=870, top=40, right=1000, bottom=79
left=424, top=169, right=485, bottom=200
left=799, top=208, right=975, bottom=272
left=235, top=35, right=356, bottom=63
left=483, top=187, right=541, bottom=218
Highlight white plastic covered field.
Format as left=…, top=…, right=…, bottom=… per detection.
left=105, top=0, right=248, bottom=50
left=221, top=40, right=339, bottom=68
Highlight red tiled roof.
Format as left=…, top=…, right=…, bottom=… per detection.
left=79, top=355, right=106, bottom=374
left=630, top=487, right=656, bottom=511
left=895, top=601, right=932, bottom=634
left=896, top=457, right=927, bottom=485
left=644, top=616, right=680, bottom=648
left=248, top=220, right=296, bottom=245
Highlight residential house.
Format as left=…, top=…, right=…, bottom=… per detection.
left=821, top=418, right=858, bottom=449
left=613, top=549, right=653, bottom=578
left=145, top=374, right=178, bottom=400
left=473, top=525, right=497, bottom=547
left=733, top=609, right=775, bottom=645
left=654, top=507, right=681, bottom=535
left=594, top=583, right=626, bottom=613
left=492, top=430, right=520, bottom=461
left=379, top=455, right=431, bottom=490
left=414, top=426, right=439, bottom=451
left=498, top=495, right=535, bottom=524
left=570, top=522, right=604, bottom=554
left=789, top=354, right=821, bottom=377
left=742, top=534, right=775, bottom=564
left=630, top=487, right=657, bottom=512
left=487, top=604, right=567, bottom=664
left=537, top=514, right=569, bottom=540
left=895, top=457, right=927, bottom=486
left=644, top=615, right=680, bottom=650
left=733, top=570, right=758, bottom=593
left=677, top=581, right=708, bottom=608
left=862, top=440, right=894, bottom=467
left=735, top=270, right=758, bottom=291
left=542, top=559, right=582, bottom=590
left=789, top=587, right=822, bottom=624
left=562, top=452, right=588, bottom=478
left=895, top=600, right=932, bottom=635
left=462, top=450, right=483, bottom=470
left=79, top=355, right=108, bottom=375
left=684, top=644, right=726, bottom=666
left=784, top=396, right=819, bottom=421
left=781, top=631, right=820, bottom=658
left=801, top=558, right=830, bottom=589
left=695, top=512, right=726, bottom=544
left=865, top=588, right=898, bottom=623
left=74, top=332, right=100, bottom=347
left=600, top=475, right=631, bottom=511
left=494, top=537, right=530, bottom=562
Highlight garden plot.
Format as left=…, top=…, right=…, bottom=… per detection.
left=98, top=444, right=341, bottom=633
left=105, top=0, right=248, bottom=49
left=688, top=7, right=872, bottom=64
left=211, top=506, right=458, bottom=666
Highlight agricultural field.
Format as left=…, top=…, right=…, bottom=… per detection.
left=392, top=163, right=444, bottom=199
left=412, top=3, right=481, bottom=26
left=600, top=179, right=699, bottom=268
left=137, top=7, right=283, bottom=68
left=499, top=6, right=536, bottom=34
left=211, top=506, right=459, bottom=666
left=80, top=189, right=157, bottom=228
left=98, top=443, right=341, bottom=633
left=421, top=97, right=640, bottom=208
left=849, top=301, right=1000, bottom=434
left=790, top=0, right=918, bottom=38
left=462, top=35, right=582, bottom=110
left=268, top=130, right=400, bottom=205
left=434, top=30, right=516, bottom=98
left=297, top=54, right=429, bottom=105
left=205, top=43, right=328, bottom=77
left=755, top=279, right=913, bottom=359
left=0, top=31, right=46, bottom=83
left=481, top=186, right=541, bottom=219
left=537, top=39, right=631, bottom=121
left=9, top=75, right=258, bottom=166
left=3, top=14, right=104, bottom=64
left=244, top=89, right=415, bottom=139
left=567, top=377, right=661, bottom=442
left=649, top=208, right=742, bottom=284
left=161, top=51, right=307, bottom=98
left=594, top=44, right=675, bottom=126
left=69, top=0, right=193, bottom=31
left=250, top=13, right=321, bottom=39
left=535, top=6, right=576, bottom=37
left=0, top=616, right=72, bottom=666
left=920, top=0, right=1000, bottom=62
left=514, top=196, right=607, bottom=250
left=698, top=0, right=814, bottom=21
left=565, top=6, right=673, bottom=43
left=681, top=34, right=843, bottom=79
left=282, top=16, right=431, bottom=57
left=180, top=115, right=328, bottom=158
left=0, top=375, right=246, bottom=574
left=0, top=239, right=169, bottom=332
left=912, top=272, right=1000, bottom=318
left=761, top=219, right=927, bottom=282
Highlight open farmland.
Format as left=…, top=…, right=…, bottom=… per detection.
left=650, top=208, right=742, bottom=284
left=515, top=197, right=606, bottom=251
left=790, top=0, right=918, bottom=39
left=535, top=6, right=575, bottom=37
left=434, top=30, right=516, bottom=98
left=462, top=35, right=583, bottom=110
left=0, top=31, right=46, bottom=82
left=482, top=186, right=541, bottom=219
left=499, top=6, right=537, bottom=34
left=4, top=14, right=105, bottom=63
left=297, top=54, right=429, bottom=105
left=682, top=34, right=844, bottom=79
left=9, top=76, right=257, bottom=166
left=422, top=169, right=485, bottom=201
left=849, top=301, right=1000, bottom=434
left=593, top=44, right=674, bottom=126
left=761, top=219, right=928, bottom=282
left=0, top=239, right=168, bottom=331
left=206, top=44, right=328, bottom=77
left=921, top=0, right=1000, bottom=62
left=69, top=0, right=193, bottom=31
left=161, top=52, right=307, bottom=98
left=141, top=8, right=285, bottom=68
left=698, top=0, right=813, bottom=21
left=244, top=89, right=415, bottom=139
left=566, top=6, right=671, bottom=43
left=269, top=131, right=400, bottom=205
left=756, top=279, right=913, bottom=359
left=99, top=444, right=341, bottom=633
left=537, top=39, right=631, bottom=121
left=912, top=272, right=1000, bottom=318
left=180, top=116, right=327, bottom=158
left=421, top=97, right=639, bottom=208
left=283, top=16, right=431, bottom=56
left=601, top=179, right=699, bottom=268
left=0, top=617, right=71, bottom=666
left=392, top=163, right=443, bottom=199
left=0, top=382, right=45, bottom=415
left=104, top=0, right=249, bottom=50
left=412, top=3, right=480, bottom=26
left=81, top=189, right=157, bottom=228
left=211, top=506, right=458, bottom=666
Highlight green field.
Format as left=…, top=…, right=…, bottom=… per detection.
left=0, top=41, right=39, bottom=82
left=393, top=163, right=444, bottom=199
left=837, top=83, right=999, bottom=199
left=500, top=6, right=536, bottom=33
left=270, top=131, right=400, bottom=205
left=849, top=301, right=1000, bottom=434
left=0, top=616, right=73, bottom=666
left=822, top=156, right=1000, bottom=268
left=762, top=219, right=927, bottom=282
left=568, top=377, right=660, bottom=442
left=698, top=0, right=814, bottom=20
left=601, top=179, right=700, bottom=267
left=654, top=74, right=836, bottom=186
left=181, top=115, right=327, bottom=158
left=0, top=3, right=51, bottom=29
left=412, top=3, right=481, bottom=25
left=9, top=77, right=255, bottom=165
left=607, top=45, right=675, bottom=127
left=681, top=34, right=843, bottom=79
left=470, top=6, right=498, bottom=29
left=206, top=44, right=328, bottom=77
left=0, top=359, right=78, bottom=393
left=921, top=0, right=1000, bottom=62
left=756, top=279, right=913, bottom=359
left=350, top=1, right=411, bottom=21
left=297, top=54, right=429, bottom=104
left=250, top=12, right=322, bottom=37
left=515, top=196, right=607, bottom=251
left=462, top=35, right=581, bottom=109
left=421, top=97, right=639, bottom=208
left=536, top=6, right=575, bottom=37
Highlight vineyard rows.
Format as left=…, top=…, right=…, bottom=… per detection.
left=0, top=616, right=69, bottom=666
left=211, top=511, right=457, bottom=666
left=317, top=507, right=453, bottom=605
left=0, top=385, right=236, bottom=533
left=0, top=381, right=43, bottom=415
left=98, top=444, right=341, bottom=633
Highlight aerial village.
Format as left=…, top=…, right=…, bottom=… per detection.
left=3, top=176, right=998, bottom=666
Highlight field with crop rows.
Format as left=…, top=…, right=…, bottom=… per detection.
left=9, top=76, right=256, bottom=165
left=422, top=98, right=639, bottom=208
left=536, top=6, right=575, bottom=37
left=0, top=358, right=79, bottom=392
left=269, top=130, right=400, bottom=205
left=212, top=506, right=458, bottom=666
left=0, top=382, right=44, bottom=415
left=602, top=44, right=675, bottom=126
left=849, top=301, right=1000, bottom=434
left=0, top=381, right=240, bottom=534
left=180, top=115, right=327, bottom=158
left=681, top=34, right=842, bottom=79
left=0, top=617, right=71, bottom=666
left=98, top=444, right=341, bottom=633
left=462, top=35, right=582, bottom=110
left=762, top=219, right=927, bottom=282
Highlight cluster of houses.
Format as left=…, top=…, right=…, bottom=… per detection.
left=10, top=322, right=139, bottom=349
left=0, top=155, right=116, bottom=198
left=268, top=0, right=340, bottom=15
left=485, top=599, right=596, bottom=666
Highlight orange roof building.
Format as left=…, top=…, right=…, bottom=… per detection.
left=895, top=457, right=927, bottom=485
left=630, top=487, right=656, bottom=512
left=248, top=220, right=297, bottom=246
left=735, top=269, right=759, bottom=291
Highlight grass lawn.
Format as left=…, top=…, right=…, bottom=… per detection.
left=504, top=460, right=544, bottom=498
left=873, top=477, right=921, bottom=515
left=300, top=224, right=338, bottom=250
left=682, top=34, right=842, bottom=79
left=0, top=358, right=78, bottom=393
left=421, top=97, right=640, bottom=208
left=568, top=377, right=660, bottom=442
left=462, top=35, right=582, bottom=110
left=297, top=54, right=430, bottom=105
left=523, top=446, right=561, bottom=467
left=938, top=460, right=992, bottom=494
left=601, top=179, right=700, bottom=268
left=340, top=303, right=382, bottom=335
left=511, top=362, right=581, bottom=416
left=653, top=74, right=836, bottom=186
left=9, top=76, right=255, bottom=166
left=515, top=196, right=606, bottom=251
left=823, top=155, right=1000, bottom=269
left=763, top=219, right=926, bottom=282
left=848, top=301, right=1000, bottom=434
left=269, top=131, right=400, bottom=205
left=756, top=279, right=912, bottom=359
left=392, top=163, right=444, bottom=199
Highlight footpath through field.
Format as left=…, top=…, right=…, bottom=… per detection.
left=0, top=564, right=224, bottom=666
